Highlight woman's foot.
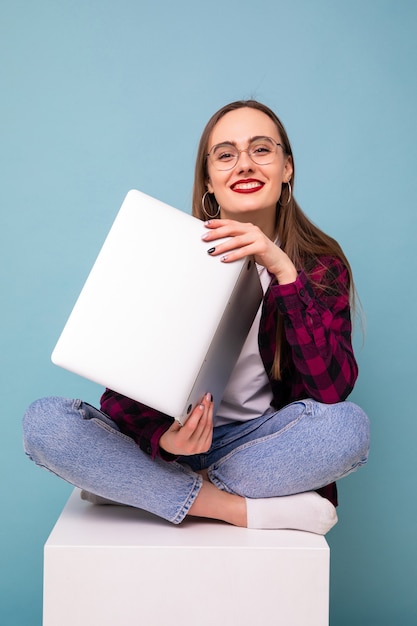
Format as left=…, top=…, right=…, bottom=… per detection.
left=188, top=480, right=247, bottom=526
left=188, top=480, right=337, bottom=534
left=246, top=491, right=338, bottom=534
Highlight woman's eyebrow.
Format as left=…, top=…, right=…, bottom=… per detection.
left=211, top=139, right=237, bottom=148
left=212, top=135, right=273, bottom=148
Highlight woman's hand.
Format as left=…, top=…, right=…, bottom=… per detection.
left=202, top=219, right=297, bottom=285
left=159, top=393, right=213, bottom=456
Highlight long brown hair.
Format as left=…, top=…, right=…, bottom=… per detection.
left=192, top=100, right=355, bottom=379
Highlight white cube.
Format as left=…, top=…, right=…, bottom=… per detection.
left=43, top=489, right=330, bottom=626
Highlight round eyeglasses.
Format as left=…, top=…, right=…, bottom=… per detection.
left=206, top=136, right=283, bottom=171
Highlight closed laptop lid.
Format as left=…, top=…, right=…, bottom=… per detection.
left=52, top=190, right=262, bottom=423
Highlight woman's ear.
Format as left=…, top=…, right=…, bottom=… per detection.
left=206, top=178, right=214, bottom=194
left=284, top=156, right=294, bottom=183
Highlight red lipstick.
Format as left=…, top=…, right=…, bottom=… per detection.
left=231, top=178, right=264, bottom=194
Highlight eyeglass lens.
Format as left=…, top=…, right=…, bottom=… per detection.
left=209, top=137, right=280, bottom=170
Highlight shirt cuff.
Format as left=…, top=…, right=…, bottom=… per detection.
left=149, top=426, right=179, bottom=462
left=272, top=271, right=314, bottom=314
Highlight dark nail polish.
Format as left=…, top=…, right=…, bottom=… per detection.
left=207, top=247, right=215, bottom=254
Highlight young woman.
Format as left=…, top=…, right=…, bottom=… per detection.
left=23, top=100, right=370, bottom=534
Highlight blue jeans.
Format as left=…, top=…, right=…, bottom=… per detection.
left=22, top=397, right=369, bottom=524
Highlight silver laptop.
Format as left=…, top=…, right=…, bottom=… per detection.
left=52, top=190, right=263, bottom=425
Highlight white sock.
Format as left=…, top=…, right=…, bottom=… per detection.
left=245, top=491, right=338, bottom=535
left=80, top=490, right=125, bottom=506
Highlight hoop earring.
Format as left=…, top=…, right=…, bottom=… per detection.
left=279, top=181, right=292, bottom=206
left=201, top=191, right=220, bottom=219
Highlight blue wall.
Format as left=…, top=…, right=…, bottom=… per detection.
left=1, top=1, right=416, bottom=624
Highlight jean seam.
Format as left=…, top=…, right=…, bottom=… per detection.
left=74, top=400, right=134, bottom=445
left=89, top=417, right=135, bottom=444
left=333, top=456, right=369, bottom=481
left=24, top=451, right=79, bottom=486
left=170, top=473, right=203, bottom=524
left=210, top=413, right=305, bottom=473
left=207, top=415, right=306, bottom=495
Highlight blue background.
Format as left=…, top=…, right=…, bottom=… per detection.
left=1, top=1, right=416, bottom=624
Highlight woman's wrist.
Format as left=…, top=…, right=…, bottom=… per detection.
left=272, top=259, right=298, bottom=285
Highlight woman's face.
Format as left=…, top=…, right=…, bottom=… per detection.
left=205, top=107, right=293, bottom=223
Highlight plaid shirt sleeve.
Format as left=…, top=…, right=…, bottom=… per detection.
left=257, top=254, right=358, bottom=508
left=100, top=389, right=176, bottom=461
left=267, top=255, right=358, bottom=404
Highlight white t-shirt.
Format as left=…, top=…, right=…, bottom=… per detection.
left=214, top=263, right=274, bottom=426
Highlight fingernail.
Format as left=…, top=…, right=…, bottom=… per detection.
left=221, top=255, right=228, bottom=262
left=201, top=232, right=210, bottom=240
left=199, top=404, right=204, bottom=410
left=207, top=247, right=215, bottom=254
left=206, top=393, right=213, bottom=402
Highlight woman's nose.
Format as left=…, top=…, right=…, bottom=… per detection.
left=236, top=149, right=254, bottom=171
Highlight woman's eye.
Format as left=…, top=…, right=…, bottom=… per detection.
left=218, top=151, right=234, bottom=161
left=253, top=145, right=271, bottom=154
